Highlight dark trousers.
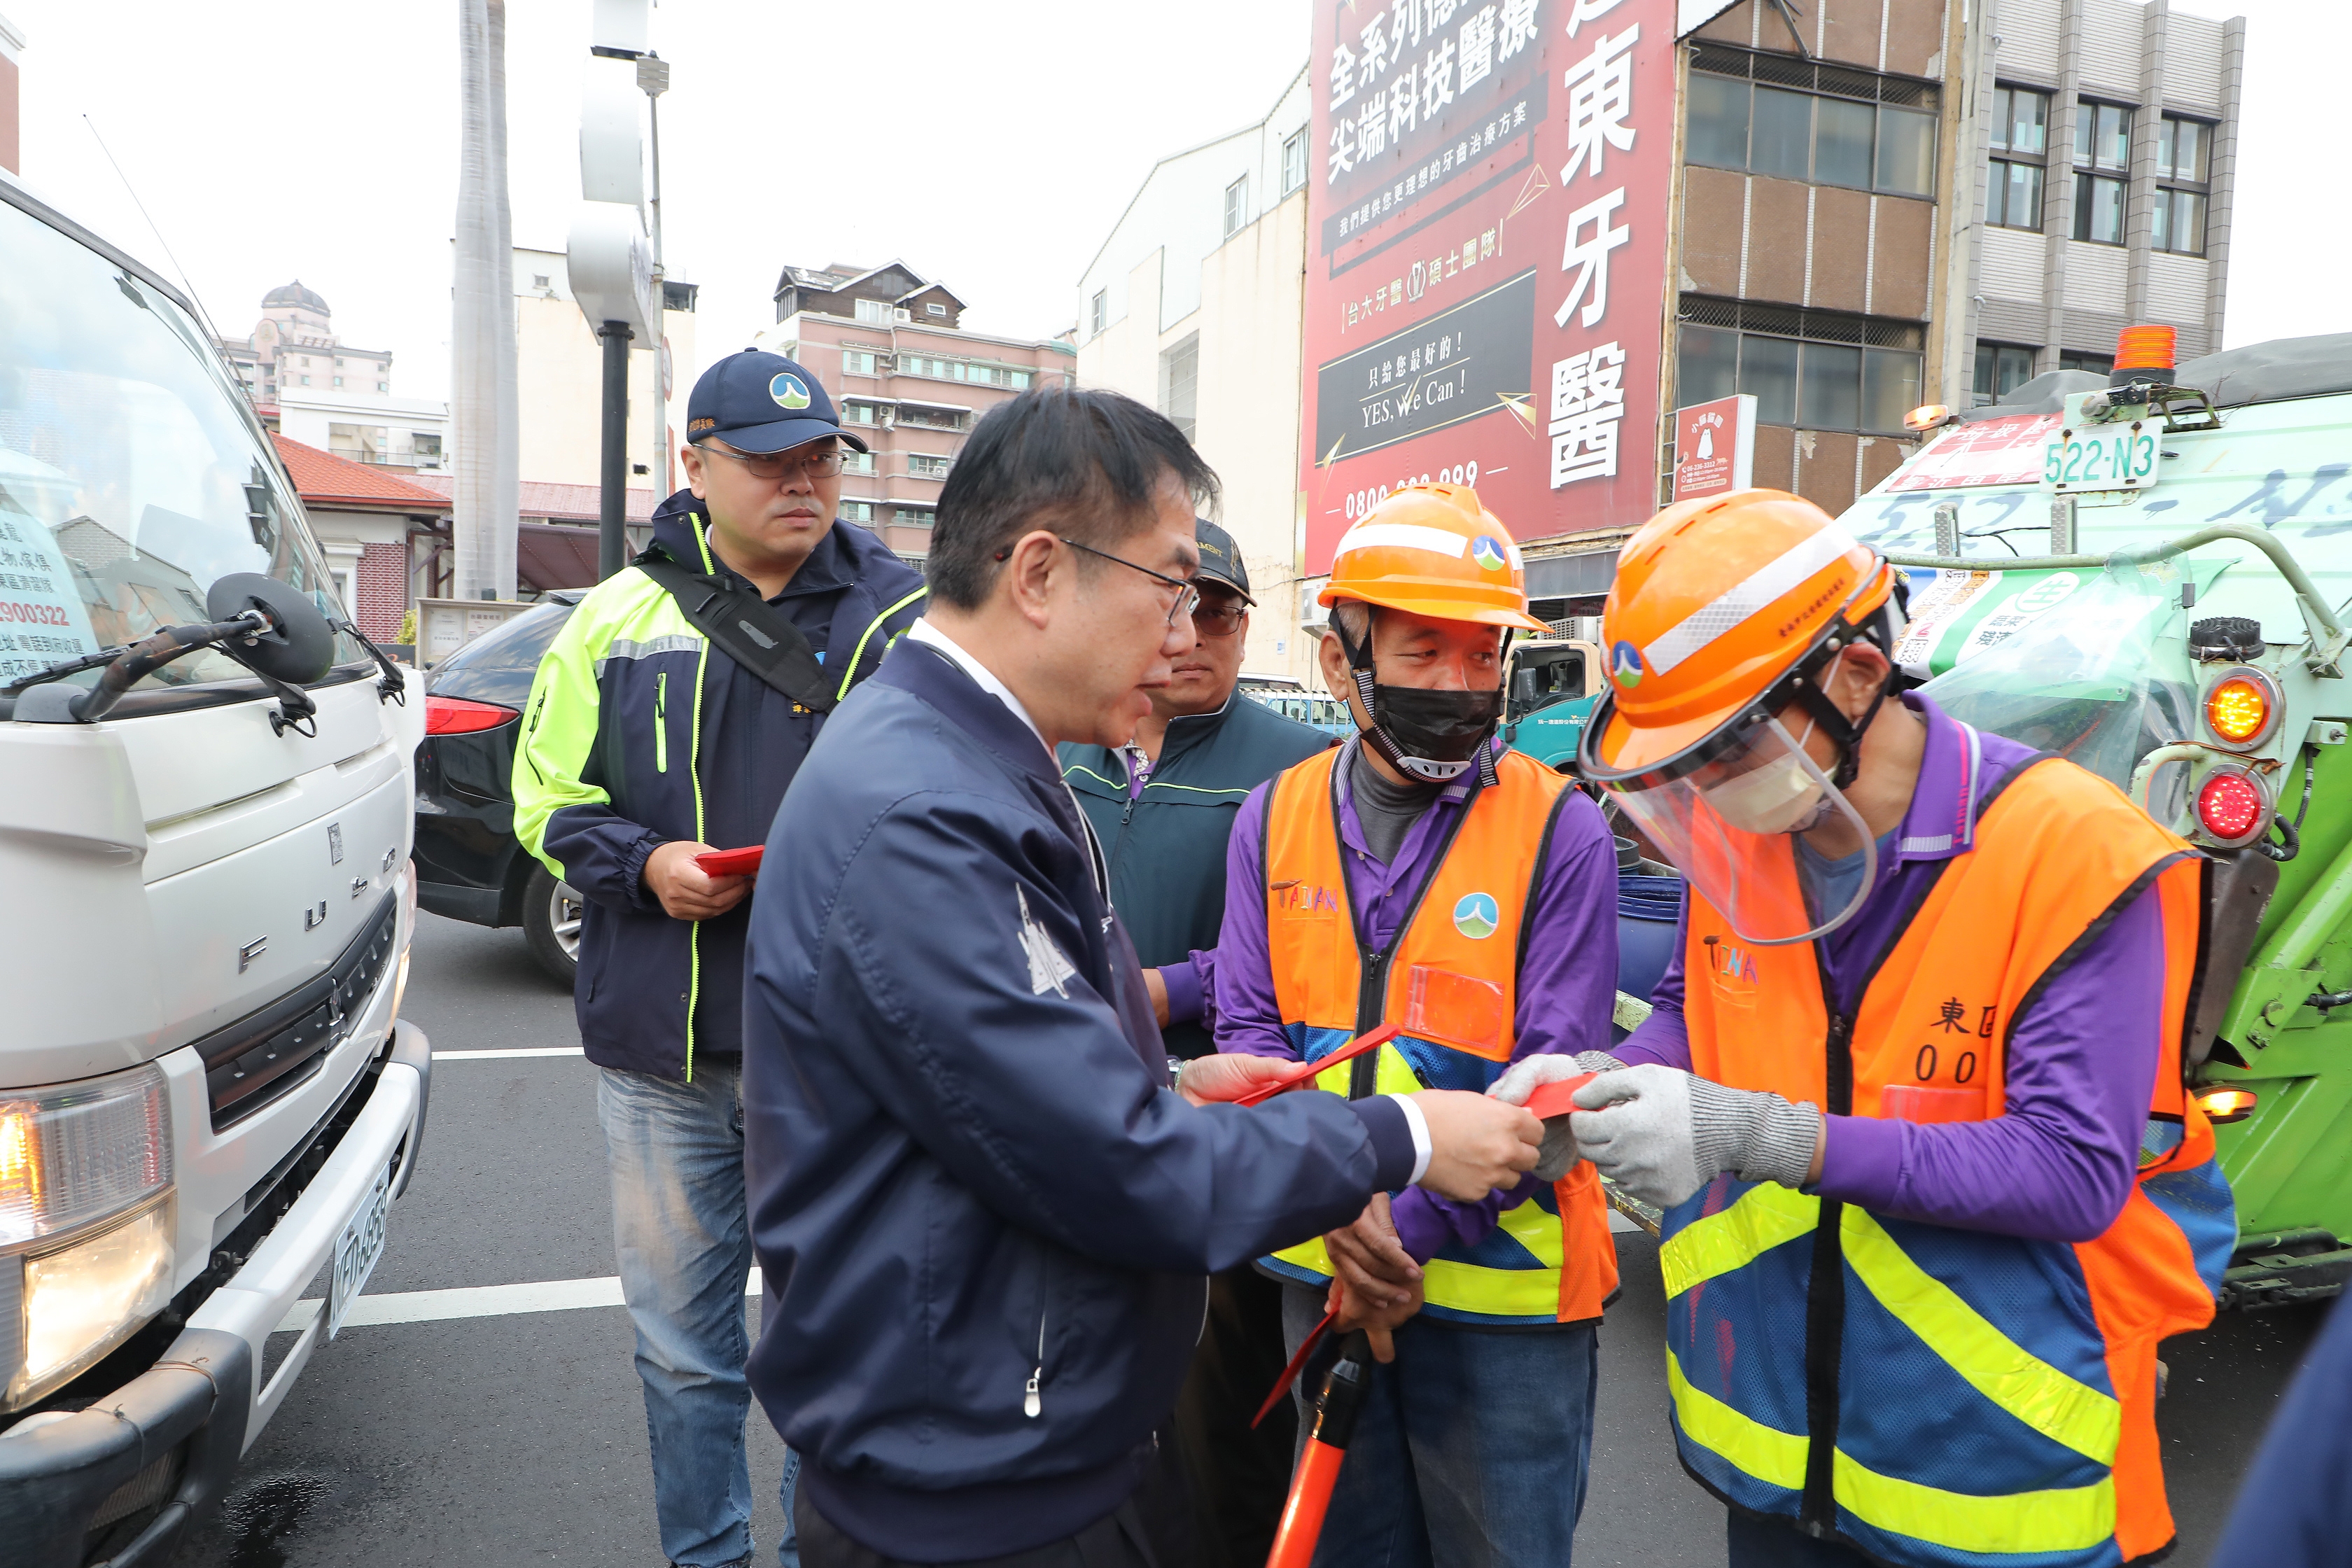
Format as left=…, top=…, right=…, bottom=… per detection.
left=1726, top=1511, right=1877, bottom=1566
left=1171, top=1265, right=1298, bottom=1568
left=795, top=1490, right=1158, bottom=1568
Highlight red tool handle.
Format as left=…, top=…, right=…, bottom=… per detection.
left=1266, top=1438, right=1346, bottom=1568
left=1234, top=1024, right=1402, bottom=1107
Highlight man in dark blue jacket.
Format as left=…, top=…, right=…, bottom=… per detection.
left=743, top=386, right=1544, bottom=1567
left=517, top=349, right=925, bottom=1568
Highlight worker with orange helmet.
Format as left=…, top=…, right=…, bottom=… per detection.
left=1210, top=484, right=1624, bottom=1565
left=1497, top=488, right=2235, bottom=1567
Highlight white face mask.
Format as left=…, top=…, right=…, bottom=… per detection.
left=1702, top=750, right=1831, bottom=835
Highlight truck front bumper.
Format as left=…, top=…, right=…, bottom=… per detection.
left=0, top=1019, right=430, bottom=1567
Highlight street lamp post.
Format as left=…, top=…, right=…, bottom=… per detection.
left=598, top=320, right=633, bottom=579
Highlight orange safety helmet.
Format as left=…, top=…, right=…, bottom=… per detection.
left=1320, top=484, right=1550, bottom=632
left=1583, top=489, right=1898, bottom=782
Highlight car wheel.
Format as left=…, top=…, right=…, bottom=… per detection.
left=522, top=864, right=582, bottom=986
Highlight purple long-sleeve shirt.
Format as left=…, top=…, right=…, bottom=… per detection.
left=1617, top=693, right=2163, bottom=1243
left=1213, top=738, right=1620, bottom=1264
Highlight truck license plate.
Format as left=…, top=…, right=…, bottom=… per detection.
left=328, top=1162, right=391, bottom=1340
left=2045, top=421, right=2161, bottom=493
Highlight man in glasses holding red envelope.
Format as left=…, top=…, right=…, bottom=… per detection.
left=1510, top=489, right=2234, bottom=1568
left=1210, top=484, right=1625, bottom=1567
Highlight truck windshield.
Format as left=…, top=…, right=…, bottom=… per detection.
left=1509, top=648, right=1585, bottom=720
left=0, top=195, right=351, bottom=692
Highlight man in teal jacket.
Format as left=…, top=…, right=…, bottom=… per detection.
left=1058, top=517, right=1327, bottom=1568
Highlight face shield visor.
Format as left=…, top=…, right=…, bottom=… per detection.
left=1592, top=701, right=1879, bottom=947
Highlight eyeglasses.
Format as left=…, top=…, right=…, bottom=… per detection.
left=694, top=442, right=845, bottom=480
left=994, top=535, right=1202, bottom=625
left=1190, top=597, right=1246, bottom=638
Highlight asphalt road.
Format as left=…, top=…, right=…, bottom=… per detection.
left=180, top=907, right=2331, bottom=1567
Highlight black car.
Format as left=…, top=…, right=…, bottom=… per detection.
left=413, top=593, right=583, bottom=981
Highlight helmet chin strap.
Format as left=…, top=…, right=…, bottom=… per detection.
left=1787, top=637, right=1893, bottom=792
left=1334, top=604, right=1504, bottom=788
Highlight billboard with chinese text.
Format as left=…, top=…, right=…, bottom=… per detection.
left=1300, top=0, right=1676, bottom=573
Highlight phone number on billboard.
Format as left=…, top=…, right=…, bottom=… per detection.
left=1340, top=463, right=1483, bottom=520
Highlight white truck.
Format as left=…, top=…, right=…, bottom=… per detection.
left=0, top=170, right=430, bottom=1562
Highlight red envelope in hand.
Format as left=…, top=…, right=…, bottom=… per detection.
left=1233, top=1024, right=1402, bottom=1107
left=1522, top=1072, right=1599, bottom=1123
left=694, top=846, right=764, bottom=878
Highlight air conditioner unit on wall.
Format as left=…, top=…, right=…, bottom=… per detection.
left=892, top=307, right=912, bottom=323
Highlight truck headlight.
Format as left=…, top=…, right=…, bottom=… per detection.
left=1, top=1065, right=175, bottom=1410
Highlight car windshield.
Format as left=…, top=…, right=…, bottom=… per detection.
left=428, top=601, right=573, bottom=708
left=0, top=194, right=355, bottom=692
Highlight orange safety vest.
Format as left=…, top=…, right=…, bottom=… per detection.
left=1665, top=747, right=2234, bottom=1568
left=1257, top=744, right=1619, bottom=1326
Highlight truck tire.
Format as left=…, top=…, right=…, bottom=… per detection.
left=522, top=864, right=582, bottom=986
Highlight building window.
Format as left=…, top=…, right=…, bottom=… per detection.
left=925, top=302, right=948, bottom=317
left=332, top=377, right=344, bottom=388
left=334, top=358, right=345, bottom=368
left=1282, top=129, right=1308, bottom=195
left=1973, top=342, right=2038, bottom=402
left=854, top=298, right=892, bottom=323
left=2153, top=115, right=2211, bottom=255
left=2058, top=350, right=2114, bottom=377
left=377, top=382, right=389, bottom=393
left=533, top=273, right=552, bottom=290
left=843, top=349, right=878, bottom=376
left=898, top=354, right=1031, bottom=390
left=412, top=433, right=443, bottom=468
left=1159, top=334, right=1200, bottom=443
left=1676, top=298, right=1924, bottom=434
left=907, top=454, right=952, bottom=479
left=2071, top=101, right=2132, bottom=245
left=1684, top=46, right=1939, bottom=197
left=1224, top=176, right=1248, bottom=239
left=841, top=401, right=880, bottom=425
left=1090, top=290, right=1107, bottom=337
left=839, top=500, right=876, bottom=524
left=897, top=406, right=967, bottom=431
left=841, top=449, right=876, bottom=476
left=1985, top=85, right=2049, bottom=230
left=892, top=505, right=936, bottom=528
left=301, top=375, right=312, bottom=386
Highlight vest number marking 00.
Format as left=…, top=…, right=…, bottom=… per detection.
left=1912, top=1045, right=1979, bottom=1083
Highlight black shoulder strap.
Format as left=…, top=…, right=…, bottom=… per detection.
left=634, top=554, right=839, bottom=713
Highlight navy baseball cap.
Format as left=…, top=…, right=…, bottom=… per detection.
left=686, top=348, right=869, bottom=455
left=1194, top=518, right=1254, bottom=604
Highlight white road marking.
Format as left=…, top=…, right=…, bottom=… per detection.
left=433, top=1046, right=587, bottom=1060
left=1608, top=1208, right=1640, bottom=1234
left=275, top=1266, right=766, bottom=1333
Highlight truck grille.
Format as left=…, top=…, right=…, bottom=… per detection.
left=195, top=892, right=401, bottom=1129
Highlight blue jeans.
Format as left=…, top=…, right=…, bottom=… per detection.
left=601, top=1063, right=799, bottom=1568
left=1280, top=1285, right=1599, bottom=1568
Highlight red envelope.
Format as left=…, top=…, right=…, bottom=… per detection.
left=694, top=845, right=764, bottom=878
left=1522, top=1072, right=1599, bottom=1122
left=1233, top=1024, right=1402, bottom=1107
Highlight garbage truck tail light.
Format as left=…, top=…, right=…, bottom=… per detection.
left=2195, top=1086, right=2258, bottom=1124
left=2204, top=669, right=2278, bottom=748
left=0, top=1065, right=175, bottom=1409
left=2196, top=769, right=2268, bottom=845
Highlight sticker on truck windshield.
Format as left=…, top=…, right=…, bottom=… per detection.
left=1886, top=414, right=2064, bottom=491
left=0, top=506, right=104, bottom=684
left=1891, top=567, right=2094, bottom=679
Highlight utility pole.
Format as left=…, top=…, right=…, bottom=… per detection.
left=454, top=0, right=519, bottom=601
left=573, top=0, right=656, bottom=579
left=639, top=52, right=671, bottom=505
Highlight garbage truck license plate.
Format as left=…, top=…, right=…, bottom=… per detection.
left=2044, top=423, right=2160, bottom=493
left=328, top=1161, right=392, bottom=1340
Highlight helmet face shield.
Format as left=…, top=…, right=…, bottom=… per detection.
left=1600, top=715, right=1877, bottom=945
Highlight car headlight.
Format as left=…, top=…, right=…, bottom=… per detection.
left=1, top=1065, right=175, bottom=1410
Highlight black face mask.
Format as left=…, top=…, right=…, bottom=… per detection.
left=1372, top=685, right=1504, bottom=769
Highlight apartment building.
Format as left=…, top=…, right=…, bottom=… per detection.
left=512, top=246, right=699, bottom=493
left=757, top=260, right=1075, bottom=567
left=212, top=282, right=452, bottom=470
left=1074, top=68, right=1317, bottom=685
left=1952, top=0, right=2242, bottom=404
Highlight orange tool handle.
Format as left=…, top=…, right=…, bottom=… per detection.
left=1266, top=1438, right=1346, bottom=1568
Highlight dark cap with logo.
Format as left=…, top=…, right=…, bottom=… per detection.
left=1193, top=518, right=1254, bottom=604
left=686, top=348, right=869, bottom=455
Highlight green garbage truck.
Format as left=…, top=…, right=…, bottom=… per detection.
left=1834, top=328, right=2352, bottom=1310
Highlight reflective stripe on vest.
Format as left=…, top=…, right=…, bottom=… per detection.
left=1664, top=746, right=2226, bottom=1568
left=1258, top=745, right=1618, bottom=1325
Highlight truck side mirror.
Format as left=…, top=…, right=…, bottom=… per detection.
left=207, top=573, right=336, bottom=685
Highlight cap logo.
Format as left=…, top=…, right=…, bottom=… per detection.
left=688, top=416, right=717, bottom=433
left=770, top=372, right=812, bottom=411
left=1452, top=892, right=1499, bottom=940
left=1611, top=640, right=1644, bottom=688
left=1470, top=535, right=1507, bottom=571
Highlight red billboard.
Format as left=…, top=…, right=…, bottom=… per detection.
left=1300, top=0, right=1677, bottom=573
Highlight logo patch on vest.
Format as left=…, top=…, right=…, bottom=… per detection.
left=1452, top=892, right=1499, bottom=939
left=1700, top=934, right=1759, bottom=1002
left=1272, top=878, right=1344, bottom=916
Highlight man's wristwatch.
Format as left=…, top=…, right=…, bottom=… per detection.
left=1167, top=1056, right=1185, bottom=1094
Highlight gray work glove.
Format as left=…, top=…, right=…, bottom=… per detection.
left=1487, top=1051, right=1631, bottom=1182
left=1567, top=1064, right=1821, bottom=1210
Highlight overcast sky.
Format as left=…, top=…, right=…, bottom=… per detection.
left=9, top=0, right=2336, bottom=410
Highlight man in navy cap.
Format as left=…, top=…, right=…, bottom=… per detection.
left=516, top=349, right=927, bottom=1568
